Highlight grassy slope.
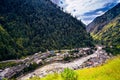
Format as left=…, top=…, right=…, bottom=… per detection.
left=91, top=15, right=120, bottom=40
left=91, top=15, right=120, bottom=55
left=91, top=14, right=120, bottom=47
left=76, top=56, right=120, bottom=80
left=29, top=55, right=120, bottom=80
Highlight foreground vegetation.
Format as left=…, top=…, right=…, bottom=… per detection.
left=28, top=55, right=120, bottom=80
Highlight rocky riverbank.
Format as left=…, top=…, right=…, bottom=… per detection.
left=0, top=47, right=93, bottom=79
left=18, top=46, right=112, bottom=80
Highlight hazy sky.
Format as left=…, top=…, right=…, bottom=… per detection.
left=51, top=0, right=120, bottom=24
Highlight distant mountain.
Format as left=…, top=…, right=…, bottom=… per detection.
left=0, top=0, right=93, bottom=60
left=87, top=3, right=120, bottom=34
left=87, top=3, right=120, bottom=54
left=93, top=14, right=120, bottom=45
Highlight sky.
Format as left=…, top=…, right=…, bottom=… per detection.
left=51, top=0, right=120, bottom=25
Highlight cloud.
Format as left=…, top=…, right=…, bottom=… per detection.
left=51, top=0, right=120, bottom=24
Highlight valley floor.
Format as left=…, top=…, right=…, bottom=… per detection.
left=18, top=46, right=110, bottom=80
left=29, top=55, right=120, bottom=80
left=18, top=53, right=98, bottom=80
left=0, top=46, right=112, bottom=80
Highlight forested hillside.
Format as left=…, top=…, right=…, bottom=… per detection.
left=0, top=0, right=93, bottom=60
left=87, top=3, right=120, bottom=55
left=92, top=14, right=120, bottom=54
left=0, top=25, right=18, bottom=60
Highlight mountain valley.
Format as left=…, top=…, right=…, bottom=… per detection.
left=0, top=0, right=120, bottom=80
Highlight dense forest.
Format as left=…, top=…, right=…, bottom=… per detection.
left=0, top=0, right=93, bottom=61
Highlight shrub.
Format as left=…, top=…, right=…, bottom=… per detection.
left=61, top=68, right=78, bottom=80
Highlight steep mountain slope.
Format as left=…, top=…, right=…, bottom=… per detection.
left=92, top=14, right=120, bottom=54
left=87, top=3, right=120, bottom=34
left=0, top=0, right=93, bottom=60
left=87, top=3, right=120, bottom=54
left=0, top=25, right=18, bottom=60
left=93, top=14, right=120, bottom=45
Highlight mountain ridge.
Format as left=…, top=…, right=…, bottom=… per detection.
left=87, top=3, right=120, bottom=34
left=87, top=3, right=120, bottom=55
